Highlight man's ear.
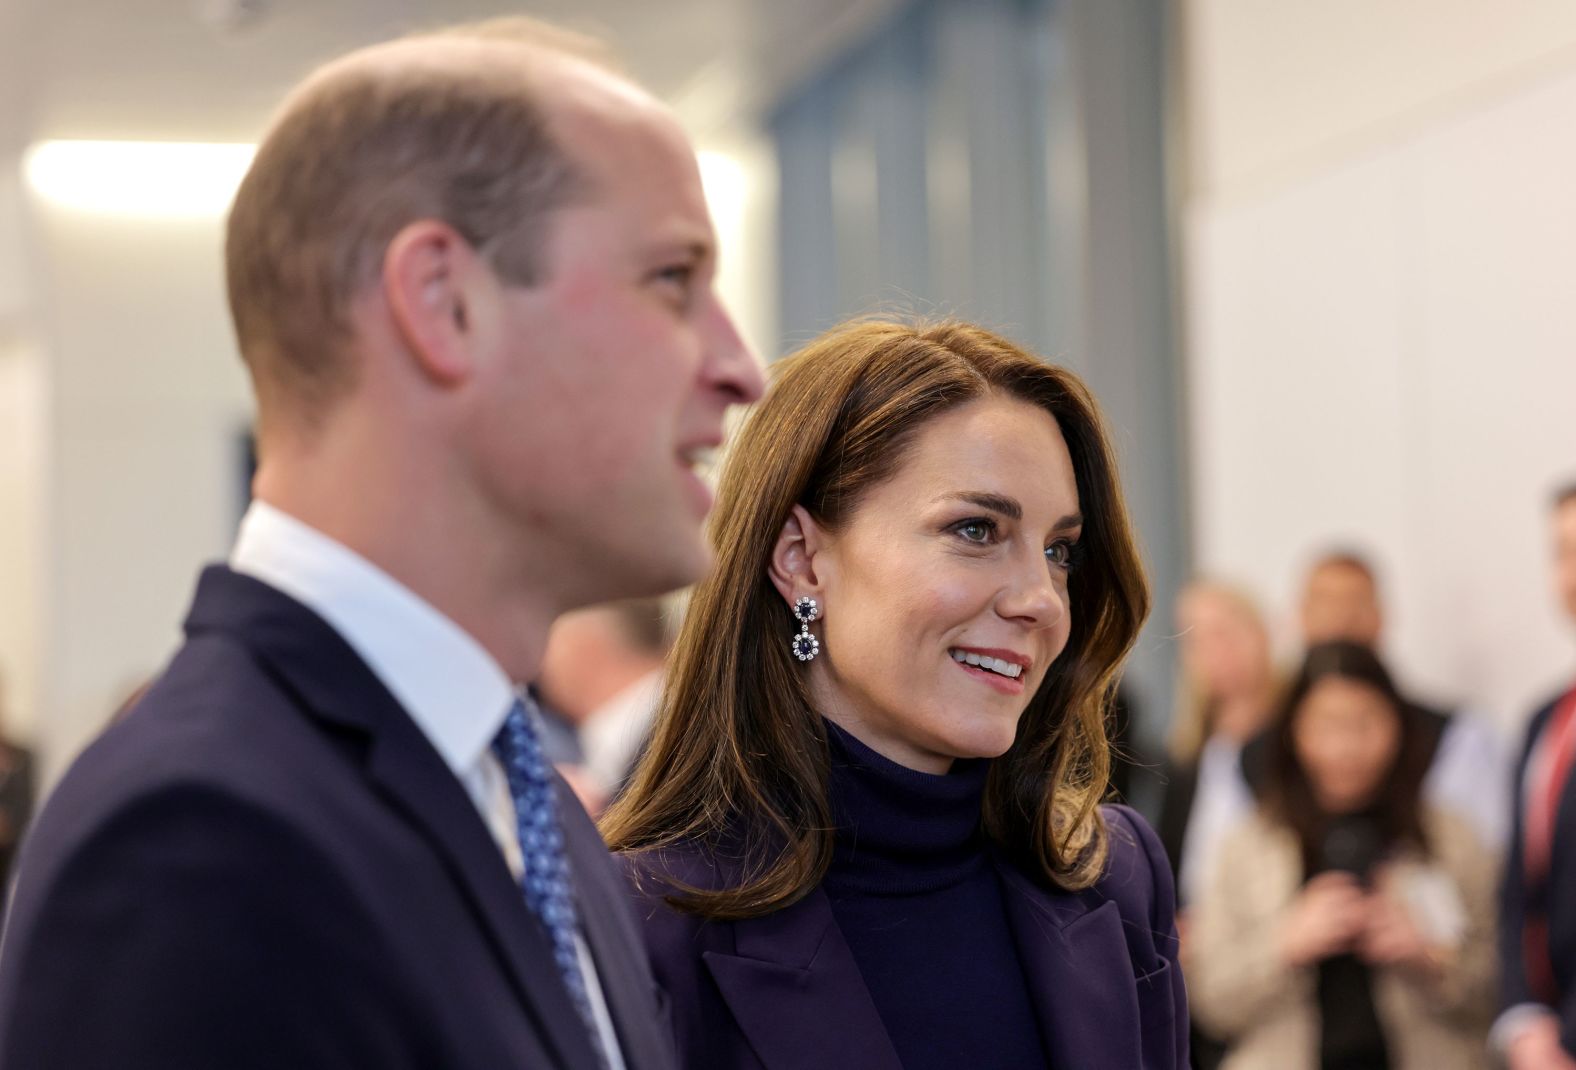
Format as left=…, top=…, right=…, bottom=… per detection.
left=383, top=220, right=483, bottom=386
left=768, top=504, right=830, bottom=607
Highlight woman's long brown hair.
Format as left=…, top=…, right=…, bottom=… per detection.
left=601, top=319, right=1150, bottom=919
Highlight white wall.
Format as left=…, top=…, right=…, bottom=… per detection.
left=0, top=337, right=47, bottom=746
left=1183, top=1, right=1576, bottom=733
left=28, top=200, right=251, bottom=787
left=0, top=169, right=46, bottom=747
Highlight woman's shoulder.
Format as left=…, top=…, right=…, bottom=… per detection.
left=615, top=841, right=747, bottom=950
left=1073, top=804, right=1178, bottom=934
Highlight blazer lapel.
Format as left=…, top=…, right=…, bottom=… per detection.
left=558, top=784, right=676, bottom=1070
left=702, top=888, right=903, bottom=1070
left=186, top=568, right=602, bottom=1070
left=995, top=858, right=1144, bottom=1068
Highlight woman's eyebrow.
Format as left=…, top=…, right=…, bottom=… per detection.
left=934, top=491, right=1021, bottom=520
left=933, top=493, right=1083, bottom=533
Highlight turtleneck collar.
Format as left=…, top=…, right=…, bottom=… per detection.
left=823, top=718, right=992, bottom=896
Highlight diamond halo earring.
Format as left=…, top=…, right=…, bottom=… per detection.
left=791, top=596, right=821, bottom=662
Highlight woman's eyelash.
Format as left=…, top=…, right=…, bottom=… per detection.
left=1046, top=539, right=1086, bottom=571
left=950, top=518, right=1084, bottom=571
left=950, top=517, right=998, bottom=544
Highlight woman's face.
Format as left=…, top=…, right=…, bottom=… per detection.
left=789, top=395, right=1083, bottom=773
left=1292, top=676, right=1401, bottom=813
left=1176, top=587, right=1269, bottom=701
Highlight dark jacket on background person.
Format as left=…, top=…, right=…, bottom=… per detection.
left=1500, top=689, right=1576, bottom=1055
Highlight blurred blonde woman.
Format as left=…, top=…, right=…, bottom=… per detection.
left=1157, top=580, right=1280, bottom=909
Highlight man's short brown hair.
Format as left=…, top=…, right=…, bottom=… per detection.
left=225, top=19, right=612, bottom=426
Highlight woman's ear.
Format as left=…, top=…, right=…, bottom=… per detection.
left=768, top=504, right=828, bottom=607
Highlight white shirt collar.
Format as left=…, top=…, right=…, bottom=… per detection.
left=229, top=500, right=514, bottom=777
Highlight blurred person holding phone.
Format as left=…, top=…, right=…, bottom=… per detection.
left=1296, top=550, right=1510, bottom=849
left=1188, top=641, right=1497, bottom=1069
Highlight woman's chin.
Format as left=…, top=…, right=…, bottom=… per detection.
left=941, top=720, right=1021, bottom=762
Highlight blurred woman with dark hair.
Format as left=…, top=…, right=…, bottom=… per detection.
left=602, top=318, right=1185, bottom=1068
left=1186, top=641, right=1497, bottom=1069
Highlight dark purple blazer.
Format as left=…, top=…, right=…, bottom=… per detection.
left=622, top=803, right=1188, bottom=1069
left=0, top=567, right=677, bottom=1070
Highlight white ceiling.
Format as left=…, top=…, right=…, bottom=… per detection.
left=0, top=0, right=902, bottom=149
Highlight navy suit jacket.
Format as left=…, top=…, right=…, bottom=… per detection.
left=1501, top=690, right=1576, bottom=1053
left=0, top=567, right=677, bottom=1070
left=623, top=804, right=1188, bottom=1069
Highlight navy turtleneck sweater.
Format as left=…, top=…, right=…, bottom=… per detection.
left=822, top=721, right=1049, bottom=1069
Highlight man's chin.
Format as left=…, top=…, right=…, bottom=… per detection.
left=622, top=535, right=713, bottom=601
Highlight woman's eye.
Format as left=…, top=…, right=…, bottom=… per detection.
left=1045, top=539, right=1080, bottom=570
left=954, top=519, right=996, bottom=544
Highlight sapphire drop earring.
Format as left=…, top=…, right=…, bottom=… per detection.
left=791, top=596, right=821, bottom=662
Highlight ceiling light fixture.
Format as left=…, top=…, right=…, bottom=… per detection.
left=22, top=140, right=257, bottom=218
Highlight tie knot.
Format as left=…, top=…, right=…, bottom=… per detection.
left=492, top=695, right=538, bottom=758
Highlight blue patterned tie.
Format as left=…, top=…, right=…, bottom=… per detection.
left=491, top=696, right=607, bottom=1065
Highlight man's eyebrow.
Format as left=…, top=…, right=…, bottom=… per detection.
left=648, top=238, right=712, bottom=263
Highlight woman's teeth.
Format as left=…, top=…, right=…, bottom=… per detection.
left=949, top=649, right=1023, bottom=679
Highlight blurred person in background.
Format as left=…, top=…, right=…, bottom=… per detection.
left=1298, top=550, right=1510, bottom=849
left=537, top=597, right=672, bottom=813
left=605, top=319, right=1187, bottom=1069
left=1496, top=482, right=1576, bottom=1070
left=0, top=16, right=765, bottom=1069
left=1157, top=580, right=1281, bottom=1070
left=0, top=665, right=34, bottom=890
left=1187, top=641, right=1497, bottom=1070
left=1158, top=580, right=1280, bottom=905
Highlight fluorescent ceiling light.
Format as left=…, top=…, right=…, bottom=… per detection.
left=22, top=140, right=257, bottom=218
left=698, top=150, right=748, bottom=228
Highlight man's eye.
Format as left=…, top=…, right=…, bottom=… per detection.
left=654, top=264, right=695, bottom=291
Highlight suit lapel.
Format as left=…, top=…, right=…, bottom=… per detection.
left=995, top=858, right=1144, bottom=1068
left=557, top=782, right=676, bottom=1070
left=702, top=888, right=902, bottom=1070
left=186, top=568, right=601, bottom=1070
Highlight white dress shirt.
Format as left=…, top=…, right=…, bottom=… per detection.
left=1423, top=709, right=1511, bottom=851
left=1178, top=734, right=1256, bottom=909
left=579, top=670, right=663, bottom=797
left=231, top=501, right=627, bottom=1069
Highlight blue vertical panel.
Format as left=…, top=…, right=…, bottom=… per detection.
left=831, top=65, right=884, bottom=317
left=1068, top=0, right=1186, bottom=754
left=867, top=5, right=933, bottom=313
left=946, top=0, right=1044, bottom=349
left=772, top=80, right=841, bottom=348
left=1027, top=0, right=1087, bottom=370
left=923, top=0, right=976, bottom=320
